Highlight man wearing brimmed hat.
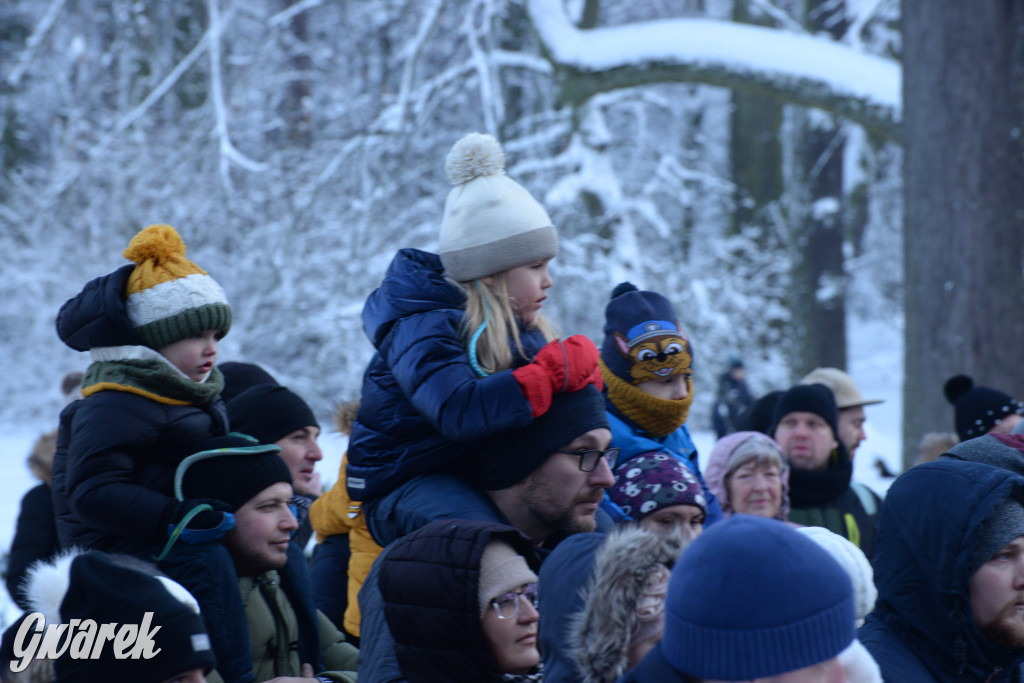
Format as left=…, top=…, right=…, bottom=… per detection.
left=860, top=458, right=1024, bottom=682
left=801, top=367, right=884, bottom=460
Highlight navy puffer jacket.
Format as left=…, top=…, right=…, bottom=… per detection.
left=379, top=519, right=541, bottom=682
left=859, top=460, right=1024, bottom=682
left=52, top=265, right=228, bottom=550
left=346, top=249, right=546, bottom=501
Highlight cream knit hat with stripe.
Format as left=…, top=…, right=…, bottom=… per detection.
left=123, top=224, right=232, bottom=349
left=439, top=133, right=558, bottom=281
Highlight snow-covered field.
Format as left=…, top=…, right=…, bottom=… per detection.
left=0, top=316, right=904, bottom=627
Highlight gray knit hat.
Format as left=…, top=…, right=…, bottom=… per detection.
left=971, top=499, right=1024, bottom=575
left=439, top=133, right=558, bottom=281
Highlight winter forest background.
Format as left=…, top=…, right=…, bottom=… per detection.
left=2, top=0, right=1023, bottom=467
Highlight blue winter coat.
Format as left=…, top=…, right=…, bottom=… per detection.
left=859, top=460, right=1024, bottom=682
left=538, top=532, right=606, bottom=683
left=52, top=265, right=228, bottom=550
left=346, top=249, right=546, bottom=502
left=606, top=409, right=723, bottom=525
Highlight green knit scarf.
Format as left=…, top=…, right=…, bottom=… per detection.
left=83, top=358, right=224, bottom=406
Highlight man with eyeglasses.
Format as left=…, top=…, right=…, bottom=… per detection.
left=358, top=384, right=617, bottom=683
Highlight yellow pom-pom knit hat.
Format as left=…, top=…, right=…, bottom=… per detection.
left=122, top=224, right=232, bottom=349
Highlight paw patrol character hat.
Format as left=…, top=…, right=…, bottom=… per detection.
left=600, top=282, right=692, bottom=386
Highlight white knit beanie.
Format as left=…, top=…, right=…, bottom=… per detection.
left=477, top=540, right=538, bottom=617
left=796, top=525, right=877, bottom=626
left=439, top=133, right=558, bottom=281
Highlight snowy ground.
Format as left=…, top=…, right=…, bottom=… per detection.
left=0, top=316, right=904, bottom=628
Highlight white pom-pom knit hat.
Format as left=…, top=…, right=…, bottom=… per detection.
left=123, top=224, right=232, bottom=349
left=439, top=133, right=558, bottom=281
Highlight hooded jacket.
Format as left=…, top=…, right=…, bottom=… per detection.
left=52, top=265, right=228, bottom=550
left=569, top=526, right=687, bottom=683
left=539, top=532, right=607, bottom=683
left=858, top=460, right=1024, bottom=682
left=378, top=519, right=542, bottom=682
left=345, top=249, right=547, bottom=502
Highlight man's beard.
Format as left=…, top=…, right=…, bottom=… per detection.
left=977, top=606, right=1024, bottom=651
left=521, top=474, right=599, bottom=538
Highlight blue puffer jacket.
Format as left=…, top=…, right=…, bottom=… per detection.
left=859, top=460, right=1024, bottom=682
left=346, top=249, right=546, bottom=501
left=606, top=409, right=723, bottom=526
left=52, top=265, right=228, bottom=550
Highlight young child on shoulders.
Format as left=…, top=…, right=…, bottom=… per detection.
left=313, top=133, right=602, bottom=638
left=52, top=224, right=256, bottom=683
left=598, top=282, right=722, bottom=525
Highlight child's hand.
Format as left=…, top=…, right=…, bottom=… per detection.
left=513, top=335, right=602, bottom=417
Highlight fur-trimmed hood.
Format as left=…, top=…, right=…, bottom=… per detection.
left=568, top=526, right=688, bottom=683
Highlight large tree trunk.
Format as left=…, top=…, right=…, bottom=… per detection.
left=788, top=0, right=848, bottom=378
left=902, top=1, right=1024, bottom=467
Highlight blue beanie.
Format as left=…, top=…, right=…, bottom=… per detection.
left=660, top=514, right=855, bottom=680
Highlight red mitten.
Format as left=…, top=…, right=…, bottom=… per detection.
left=557, top=335, right=602, bottom=392
left=512, top=363, right=554, bottom=418
left=512, top=336, right=602, bottom=417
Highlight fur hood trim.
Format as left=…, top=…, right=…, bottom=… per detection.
left=24, top=548, right=82, bottom=626
left=568, top=526, right=688, bottom=683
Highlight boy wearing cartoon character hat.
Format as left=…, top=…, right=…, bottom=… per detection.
left=599, top=282, right=722, bottom=526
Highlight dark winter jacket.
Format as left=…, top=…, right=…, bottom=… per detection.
left=52, top=264, right=228, bottom=550
left=539, top=532, right=607, bottom=683
left=346, top=249, right=546, bottom=502
left=858, top=460, right=1024, bottom=682
left=787, top=457, right=882, bottom=560
left=378, top=519, right=542, bottom=682
left=6, top=483, right=59, bottom=609
left=205, top=570, right=359, bottom=683
left=711, top=370, right=753, bottom=439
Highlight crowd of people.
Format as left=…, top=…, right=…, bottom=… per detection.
left=3, top=132, right=1024, bottom=683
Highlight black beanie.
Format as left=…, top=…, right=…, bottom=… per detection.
left=228, top=384, right=319, bottom=445
left=770, top=383, right=844, bottom=456
left=36, top=551, right=215, bottom=682
left=219, top=361, right=279, bottom=403
left=476, top=384, right=609, bottom=490
left=178, top=434, right=292, bottom=510
left=944, top=374, right=1024, bottom=442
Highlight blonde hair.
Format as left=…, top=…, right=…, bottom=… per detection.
left=28, top=429, right=57, bottom=486
left=456, top=271, right=556, bottom=376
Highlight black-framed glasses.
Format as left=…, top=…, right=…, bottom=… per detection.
left=555, top=447, right=620, bottom=472
left=491, top=582, right=539, bottom=620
